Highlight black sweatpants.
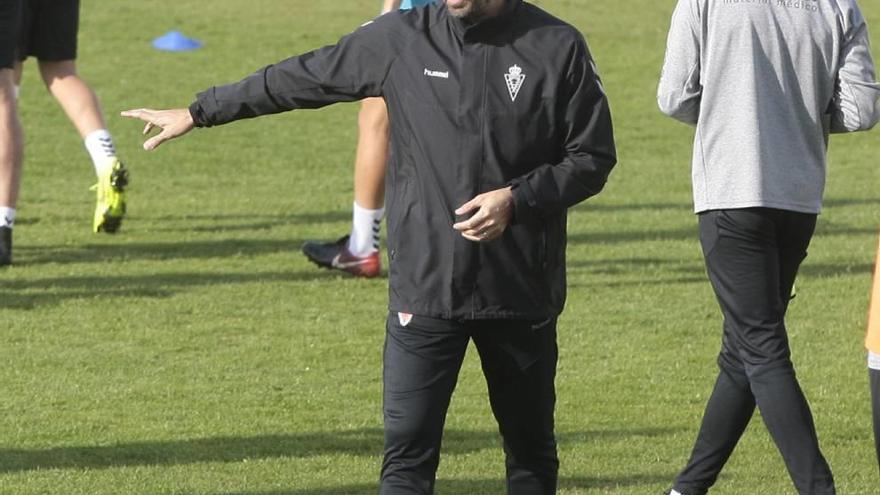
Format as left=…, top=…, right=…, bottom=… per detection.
left=380, top=312, right=558, bottom=495
left=673, top=208, right=835, bottom=495
left=871, top=365, right=880, bottom=473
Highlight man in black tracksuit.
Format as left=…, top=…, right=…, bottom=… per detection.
left=123, top=0, right=616, bottom=492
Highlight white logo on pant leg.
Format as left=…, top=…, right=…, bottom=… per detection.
left=504, top=64, right=526, bottom=102
left=398, top=312, right=413, bottom=327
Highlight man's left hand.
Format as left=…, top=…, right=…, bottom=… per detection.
left=453, top=187, right=513, bottom=242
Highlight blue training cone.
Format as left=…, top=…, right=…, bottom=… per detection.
left=152, top=31, right=203, bottom=52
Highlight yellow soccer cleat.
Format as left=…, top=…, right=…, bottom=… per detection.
left=91, top=159, right=130, bottom=234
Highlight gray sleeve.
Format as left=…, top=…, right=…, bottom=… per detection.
left=657, top=0, right=702, bottom=126
left=830, top=1, right=880, bottom=133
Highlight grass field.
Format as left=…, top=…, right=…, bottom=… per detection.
left=2, top=0, right=879, bottom=493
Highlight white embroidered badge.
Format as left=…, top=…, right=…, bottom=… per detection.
left=504, top=64, right=526, bottom=102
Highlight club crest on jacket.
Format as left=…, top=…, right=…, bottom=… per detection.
left=398, top=312, right=413, bottom=327
left=505, top=64, right=526, bottom=102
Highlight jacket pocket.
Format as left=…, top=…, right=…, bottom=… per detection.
left=387, top=178, right=413, bottom=261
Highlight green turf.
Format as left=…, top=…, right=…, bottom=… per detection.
left=2, top=0, right=879, bottom=493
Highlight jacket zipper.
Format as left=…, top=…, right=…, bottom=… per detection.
left=471, top=43, right=492, bottom=319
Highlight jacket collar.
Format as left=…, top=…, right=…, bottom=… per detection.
left=446, top=0, right=523, bottom=41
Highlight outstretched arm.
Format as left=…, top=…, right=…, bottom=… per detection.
left=122, top=13, right=406, bottom=149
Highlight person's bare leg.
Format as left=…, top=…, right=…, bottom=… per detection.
left=0, top=69, right=23, bottom=211
left=37, top=59, right=120, bottom=175
left=347, top=97, right=389, bottom=257
left=37, top=59, right=105, bottom=137
left=300, top=97, right=389, bottom=277
left=34, top=59, right=128, bottom=233
left=354, top=97, right=389, bottom=210
left=0, top=68, right=24, bottom=264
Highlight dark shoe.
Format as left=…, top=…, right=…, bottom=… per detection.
left=302, top=235, right=381, bottom=278
left=0, top=226, right=11, bottom=266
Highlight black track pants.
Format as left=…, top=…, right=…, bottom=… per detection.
left=379, top=313, right=558, bottom=495
left=870, top=364, right=880, bottom=473
left=673, top=208, right=835, bottom=495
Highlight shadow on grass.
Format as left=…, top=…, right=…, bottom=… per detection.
left=187, top=473, right=670, bottom=494
left=567, top=215, right=877, bottom=246
left=567, top=227, right=696, bottom=245
left=14, top=238, right=306, bottom=266
left=0, top=427, right=681, bottom=474
left=570, top=196, right=880, bottom=214
left=144, top=211, right=351, bottom=233
left=0, top=269, right=358, bottom=310
left=572, top=201, right=692, bottom=213
left=566, top=257, right=691, bottom=273
left=798, top=263, right=874, bottom=278
left=823, top=197, right=880, bottom=208
left=566, top=257, right=873, bottom=290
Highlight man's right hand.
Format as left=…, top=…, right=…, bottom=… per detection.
left=120, top=108, right=195, bottom=151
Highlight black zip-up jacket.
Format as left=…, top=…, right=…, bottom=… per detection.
left=190, top=0, right=617, bottom=320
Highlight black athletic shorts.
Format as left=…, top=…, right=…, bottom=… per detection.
left=0, top=0, right=22, bottom=69
left=18, top=0, right=79, bottom=62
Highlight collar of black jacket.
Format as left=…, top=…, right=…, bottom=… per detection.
left=446, top=0, right=523, bottom=41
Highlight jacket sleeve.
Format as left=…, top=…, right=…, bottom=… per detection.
left=657, top=0, right=702, bottom=125
left=508, top=37, right=617, bottom=225
left=829, top=1, right=880, bottom=133
left=189, top=15, right=403, bottom=127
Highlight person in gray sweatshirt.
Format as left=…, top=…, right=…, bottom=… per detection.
left=658, top=0, right=880, bottom=493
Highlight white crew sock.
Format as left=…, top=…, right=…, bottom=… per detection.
left=84, top=129, right=118, bottom=177
left=869, top=351, right=880, bottom=371
left=0, top=207, right=16, bottom=228
left=347, top=201, right=384, bottom=257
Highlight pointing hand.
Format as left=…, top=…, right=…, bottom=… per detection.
left=120, top=108, right=195, bottom=151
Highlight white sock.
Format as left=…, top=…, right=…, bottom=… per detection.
left=84, top=129, right=118, bottom=176
left=869, top=351, right=880, bottom=371
left=669, top=491, right=683, bottom=495
left=0, top=207, right=16, bottom=228
left=347, top=201, right=384, bottom=257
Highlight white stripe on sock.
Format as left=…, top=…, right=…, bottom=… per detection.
left=348, top=202, right=384, bottom=257
left=84, top=129, right=118, bottom=176
left=0, top=207, right=16, bottom=228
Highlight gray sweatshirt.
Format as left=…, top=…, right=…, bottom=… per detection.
left=658, top=0, right=880, bottom=214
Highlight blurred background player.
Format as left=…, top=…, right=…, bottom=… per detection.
left=300, top=0, right=437, bottom=278
left=867, top=233, right=880, bottom=470
left=14, top=0, right=129, bottom=234
left=0, top=0, right=24, bottom=266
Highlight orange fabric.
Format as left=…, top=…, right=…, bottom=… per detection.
left=867, top=235, right=880, bottom=353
